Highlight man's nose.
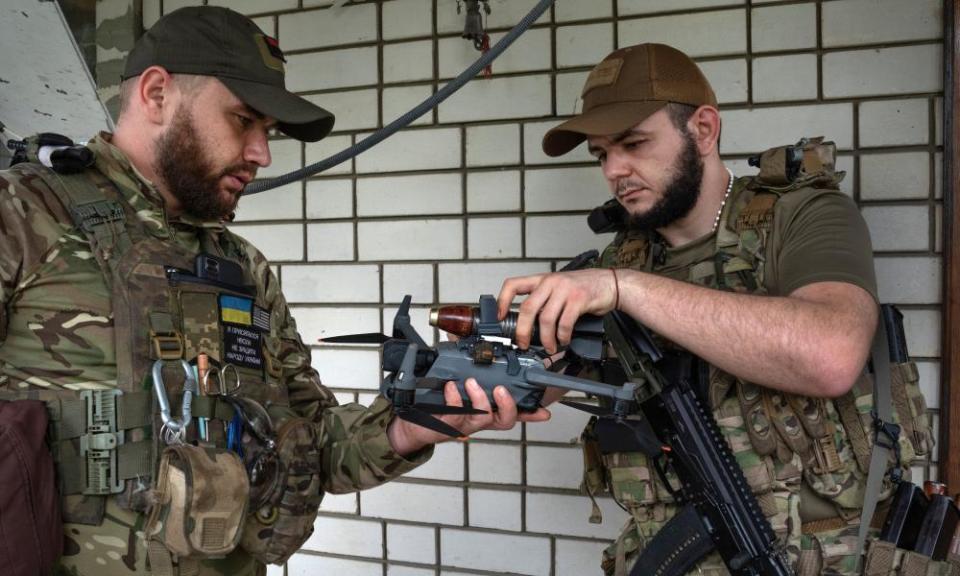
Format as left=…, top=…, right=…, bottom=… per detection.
left=244, top=129, right=272, bottom=168
left=602, top=150, right=631, bottom=181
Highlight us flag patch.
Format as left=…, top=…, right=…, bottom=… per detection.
left=253, top=306, right=271, bottom=332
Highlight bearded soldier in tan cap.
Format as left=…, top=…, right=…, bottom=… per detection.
left=497, top=43, right=912, bottom=575
left=0, top=6, right=546, bottom=576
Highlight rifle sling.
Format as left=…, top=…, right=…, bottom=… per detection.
left=857, top=308, right=896, bottom=569
left=630, top=503, right=714, bottom=576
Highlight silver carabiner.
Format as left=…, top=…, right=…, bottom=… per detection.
left=151, top=359, right=197, bottom=439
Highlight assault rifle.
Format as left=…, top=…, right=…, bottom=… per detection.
left=325, top=296, right=793, bottom=575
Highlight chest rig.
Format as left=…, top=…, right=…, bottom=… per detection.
left=591, top=138, right=928, bottom=528
left=10, top=159, right=288, bottom=525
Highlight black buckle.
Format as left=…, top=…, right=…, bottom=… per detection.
left=872, top=409, right=903, bottom=483
left=72, top=201, right=124, bottom=233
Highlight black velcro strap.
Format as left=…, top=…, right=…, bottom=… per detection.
left=71, top=200, right=124, bottom=233
left=631, top=504, right=714, bottom=576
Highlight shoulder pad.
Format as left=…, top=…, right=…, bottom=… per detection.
left=747, top=136, right=844, bottom=190
left=8, top=133, right=93, bottom=174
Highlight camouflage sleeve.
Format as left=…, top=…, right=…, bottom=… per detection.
left=239, top=238, right=432, bottom=493
left=0, top=165, right=70, bottom=337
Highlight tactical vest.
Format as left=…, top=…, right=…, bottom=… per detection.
left=2, top=154, right=321, bottom=568
left=581, top=138, right=933, bottom=572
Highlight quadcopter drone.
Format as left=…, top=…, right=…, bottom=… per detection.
left=323, top=294, right=659, bottom=439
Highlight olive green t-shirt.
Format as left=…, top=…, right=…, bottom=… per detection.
left=652, top=181, right=878, bottom=299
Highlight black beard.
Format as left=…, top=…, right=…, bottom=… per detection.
left=626, top=130, right=704, bottom=232
left=155, top=107, right=246, bottom=221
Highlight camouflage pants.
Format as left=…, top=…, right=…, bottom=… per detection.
left=53, top=498, right=263, bottom=576
left=603, top=513, right=864, bottom=576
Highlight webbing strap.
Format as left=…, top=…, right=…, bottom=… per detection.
left=856, top=311, right=896, bottom=570
left=147, top=541, right=175, bottom=576
left=117, top=439, right=154, bottom=480
left=835, top=384, right=872, bottom=472
left=51, top=391, right=152, bottom=440
left=48, top=392, right=153, bottom=495
left=190, top=396, right=235, bottom=422
left=57, top=397, right=86, bottom=440
left=900, top=551, right=931, bottom=576
left=862, top=539, right=897, bottom=574
left=55, top=438, right=152, bottom=495
left=117, top=392, right=152, bottom=430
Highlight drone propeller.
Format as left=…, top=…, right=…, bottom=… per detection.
left=559, top=399, right=611, bottom=416
left=319, top=332, right=390, bottom=344
left=415, top=402, right=486, bottom=416
left=395, top=406, right=468, bottom=438
left=320, top=295, right=426, bottom=345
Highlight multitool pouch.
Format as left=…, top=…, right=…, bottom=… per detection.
left=238, top=406, right=323, bottom=565
left=144, top=444, right=249, bottom=559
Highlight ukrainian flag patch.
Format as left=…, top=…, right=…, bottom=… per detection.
left=220, top=294, right=253, bottom=326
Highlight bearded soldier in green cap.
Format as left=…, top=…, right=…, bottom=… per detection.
left=0, top=6, right=546, bottom=576
left=497, top=43, right=924, bottom=575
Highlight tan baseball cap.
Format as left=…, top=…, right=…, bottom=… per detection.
left=542, top=43, right=716, bottom=157
left=123, top=6, right=334, bottom=142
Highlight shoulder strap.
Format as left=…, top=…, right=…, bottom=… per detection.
left=23, top=162, right=134, bottom=287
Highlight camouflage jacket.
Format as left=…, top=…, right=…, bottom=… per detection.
left=0, top=134, right=430, bottom=572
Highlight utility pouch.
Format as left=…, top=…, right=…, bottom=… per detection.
left=883, top=305, right=933, bottom=458
left=239, top=412, right=323, bottom=565
left=863, top=538, right=960, bottom=576
left=0, top=399, right=63, bottom=576
left=145, top=444, right=248, bottom=559
left=862, top=482, right=960, bottom=576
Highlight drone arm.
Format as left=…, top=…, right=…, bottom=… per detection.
left=395, top=295, right=428, bottom=348
left=524, top=367, right=635, bottom=404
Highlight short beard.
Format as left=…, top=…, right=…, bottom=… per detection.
left=154, top=106, right=248, bottom=221
left=626, top=130, right=704, bottom=232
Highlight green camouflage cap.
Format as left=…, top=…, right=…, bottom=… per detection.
left=123, top=6, right=334, bottom=142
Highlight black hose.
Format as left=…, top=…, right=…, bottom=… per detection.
left=244, top=0, right=555, bottom=195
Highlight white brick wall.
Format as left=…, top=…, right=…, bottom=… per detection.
left=441, top=529, right=551, bottom=575
left=307, top=89, right=380, bottom=132
left=386, top=523, right=436, bottom=564
left=438, top=75, right=553, bottom=123
left=467, top=488, right=522, bottom=530
left=356, top=128, right=461, bottom=173
left=383, top=41, right=434, bottom=83
left=357, top=173, right=462, bottom=215
left=751, top=3, right=817, bottom=52
left=278, top=4, right=377, bottom=51
left=619, top=9, right=747, bottom=57
left=860, top=99, right=930, bottom=147
left=152, top=0, right=949, bottom=573
left=752, top=54, right=819, bottom=103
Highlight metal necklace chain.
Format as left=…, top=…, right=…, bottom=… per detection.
left=712, top=167, right=735, bottom=233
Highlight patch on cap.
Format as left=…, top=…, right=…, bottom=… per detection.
left=254, top=34, right=286, bottom=72
left=581, top=58, right=623, bottom=97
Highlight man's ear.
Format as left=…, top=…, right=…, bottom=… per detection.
left=135, top=66, right=175, bottom=125
left=688, top=105, right=721, bottom=156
